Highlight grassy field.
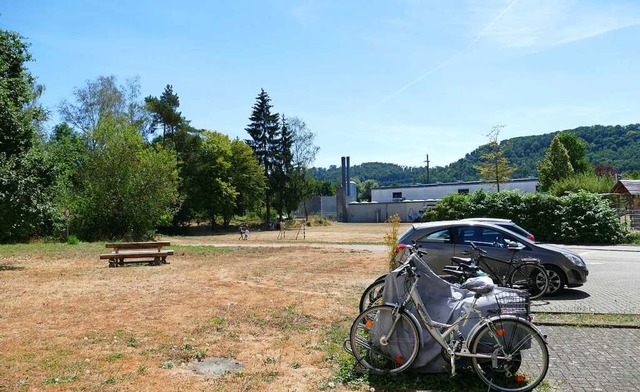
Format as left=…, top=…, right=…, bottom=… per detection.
left=0, top=223, right=402, bottom=391
left=0, top=222, right=573, bottom=391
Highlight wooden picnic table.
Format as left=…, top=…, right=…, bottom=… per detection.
left=100, top=241, right=173, bottom=267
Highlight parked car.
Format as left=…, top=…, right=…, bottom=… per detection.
left=459, top=218, right=535, bottom=241
left=395, top=220, right=588, bottom=295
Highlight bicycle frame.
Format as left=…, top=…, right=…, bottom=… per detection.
left=473, top=247, right=539, bottom=287
left=391, top=258, right=522, bottom=377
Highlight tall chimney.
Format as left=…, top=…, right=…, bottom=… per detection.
left=346, top=156, right=351, bottom=196
left=341, top=157, right=346, bottom=191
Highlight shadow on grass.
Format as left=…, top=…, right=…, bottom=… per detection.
left=158, top=224, right=270, bottom=237
left=0, top=264, right=25, bottom=271
left=357, top=368, right=490, bottom=392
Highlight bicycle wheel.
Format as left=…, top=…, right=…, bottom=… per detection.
left=358, top=277, right=386, bottom=313
left=509, top=264, right=549, bottom=300
left=469, top=318, right=549, bottom=392
left=349, top=305, right=420, bottom=374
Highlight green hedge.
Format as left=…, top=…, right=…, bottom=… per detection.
left=422, top=190, right=628, bottom=244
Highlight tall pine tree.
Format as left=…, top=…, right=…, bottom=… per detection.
left=144, top=84, right=184, bottom=147
left=275, top=114, right=294, bottom=218
left=245, top=89, right=280, bottom=225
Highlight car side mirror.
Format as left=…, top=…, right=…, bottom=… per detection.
left=507, top=242, right=524, bottom=251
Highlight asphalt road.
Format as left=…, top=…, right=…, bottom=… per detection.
left=536, top=246, right=640, bottom=314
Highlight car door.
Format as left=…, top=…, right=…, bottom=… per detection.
left=453, top=225, right=518, bottom=279
left=412, top=227, right=455, bottom=274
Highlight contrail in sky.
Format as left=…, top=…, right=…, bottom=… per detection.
left=379, top=0, right=518, bottom=104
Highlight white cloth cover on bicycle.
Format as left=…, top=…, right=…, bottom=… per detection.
left=461, top=276, right=495, bottom=294
left=377, top=255, right=528, bottom=373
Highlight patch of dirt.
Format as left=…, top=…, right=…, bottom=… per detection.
left=190, top=357, right=244, bottom=375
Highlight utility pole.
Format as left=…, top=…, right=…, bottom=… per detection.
left=424, top=154, right=430, bottom=184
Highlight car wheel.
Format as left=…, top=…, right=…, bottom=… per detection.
left=544, top=266, right=566, bottom=296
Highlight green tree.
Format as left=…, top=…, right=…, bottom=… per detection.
left=0, top=29, right=47, bottom=158
left=273, top=114, right=293, bottom=219
left=555, top=132, right=591, bottom=174
left=70, top=116, right=179, bottom=240
left=474, top=125, right=515, bottom=191
left=59, top=75, right=148, bottom=143
left=357, top=179, right=379, bottom=202
left=0, top=144, right=58, bottom=242
left=245, top=89, right=280, bottom=225
left=145, top=84, right=185, bottom=146
left=229, top=138, right=266, bottom=218
left=286, top=117, right=320, bottom=218
left=537, top=136, right=574, bottom=191
left=0, top=29, right=53, bottom=242
left=46, top=123, right=86, bottom=218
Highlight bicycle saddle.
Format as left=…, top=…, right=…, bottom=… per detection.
left=461, top=276, right=495, bottom=295
left=450, top=257, right=480, bottom=273
left=451, top=256, right=472, bottom=265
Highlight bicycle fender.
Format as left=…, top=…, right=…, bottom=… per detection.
left=467, top=315, right=548, bottom=345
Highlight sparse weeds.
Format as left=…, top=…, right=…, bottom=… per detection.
left=383, top=213, right=402, bottom=270
left=107, top=352, right=124, bottom=362
left=42, top=375, right=78, bottom=386
left=161, top=342, right=209, bottom=364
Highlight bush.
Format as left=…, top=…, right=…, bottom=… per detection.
left=66, top=235, right=80, bottom=245
left=422, top=190, right=628, bottom=244
left=549, top=173, right=615, bottom=196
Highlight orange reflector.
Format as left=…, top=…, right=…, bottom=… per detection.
left=394, top=356, right=404, bottom=364
left=515, top=374, right=526, bottom=383
left=365, top=320, right=373, bottom=329
left=496, top=329, right=506, bottom=336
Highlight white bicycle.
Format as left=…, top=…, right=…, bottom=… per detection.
left=348, top=246, right=549, bottom=392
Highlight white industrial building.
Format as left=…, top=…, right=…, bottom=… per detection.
left=296, top=178, right=540, bottom=223
left=371, top=178, right=539, bottom=203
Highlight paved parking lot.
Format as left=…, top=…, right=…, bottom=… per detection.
left=543, top=326, right=640, bottom=391
left=535, top=246, right=640, bottom=391
left=534, top=246, right=640, bottom=314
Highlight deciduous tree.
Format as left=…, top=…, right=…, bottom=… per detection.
left=0, top=29, right=52, bottom=242
left=70, top=116, right=179, bottom=240
left=0, top=29, right=47, bottom=157
left=474, top=125, right=515, bottom=191
left=59, top=75, right=148, bottom=144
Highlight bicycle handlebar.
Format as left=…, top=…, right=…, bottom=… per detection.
left=469, top=241, right=488, bottom=255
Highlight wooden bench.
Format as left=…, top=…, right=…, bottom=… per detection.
left=100, top=241, right=174, bottom=267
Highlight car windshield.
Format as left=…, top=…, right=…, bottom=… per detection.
left=490, top=225, right=533, bottom=246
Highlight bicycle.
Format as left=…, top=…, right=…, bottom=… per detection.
left=358, top=248, right=429, bottom=313
left=359, top=274, right=387, bottom=312
left=348, top=245, right=549, bottom=392
left=447, top=241, right=549, bottom=300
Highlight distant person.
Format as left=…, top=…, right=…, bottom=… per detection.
left=242, top=226, right=249, bottom=240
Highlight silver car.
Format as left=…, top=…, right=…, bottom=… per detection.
left=395, top=220, right=588, bottom=295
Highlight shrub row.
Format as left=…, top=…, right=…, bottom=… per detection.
left=421, top=190, right=628, bottom=244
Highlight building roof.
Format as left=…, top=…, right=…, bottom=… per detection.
left=611, top=180, right=640, bottom=195
left=371, top=177, right=539, bottom=191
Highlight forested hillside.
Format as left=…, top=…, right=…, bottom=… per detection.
left=311, top=124, right=640, bottom=186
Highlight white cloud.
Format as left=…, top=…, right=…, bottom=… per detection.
left=477, top=0, right=640, bottom=48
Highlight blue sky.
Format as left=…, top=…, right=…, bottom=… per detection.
left=3, top=0, right=640, bottom=169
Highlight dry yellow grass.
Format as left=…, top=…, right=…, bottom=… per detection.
left=0, top=222, right=407, bottom=391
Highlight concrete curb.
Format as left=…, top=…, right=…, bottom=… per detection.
left=535, top=321, right=640, bottom=329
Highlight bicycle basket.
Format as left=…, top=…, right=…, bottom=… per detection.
left=493, top=288, right=530, bottom=317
